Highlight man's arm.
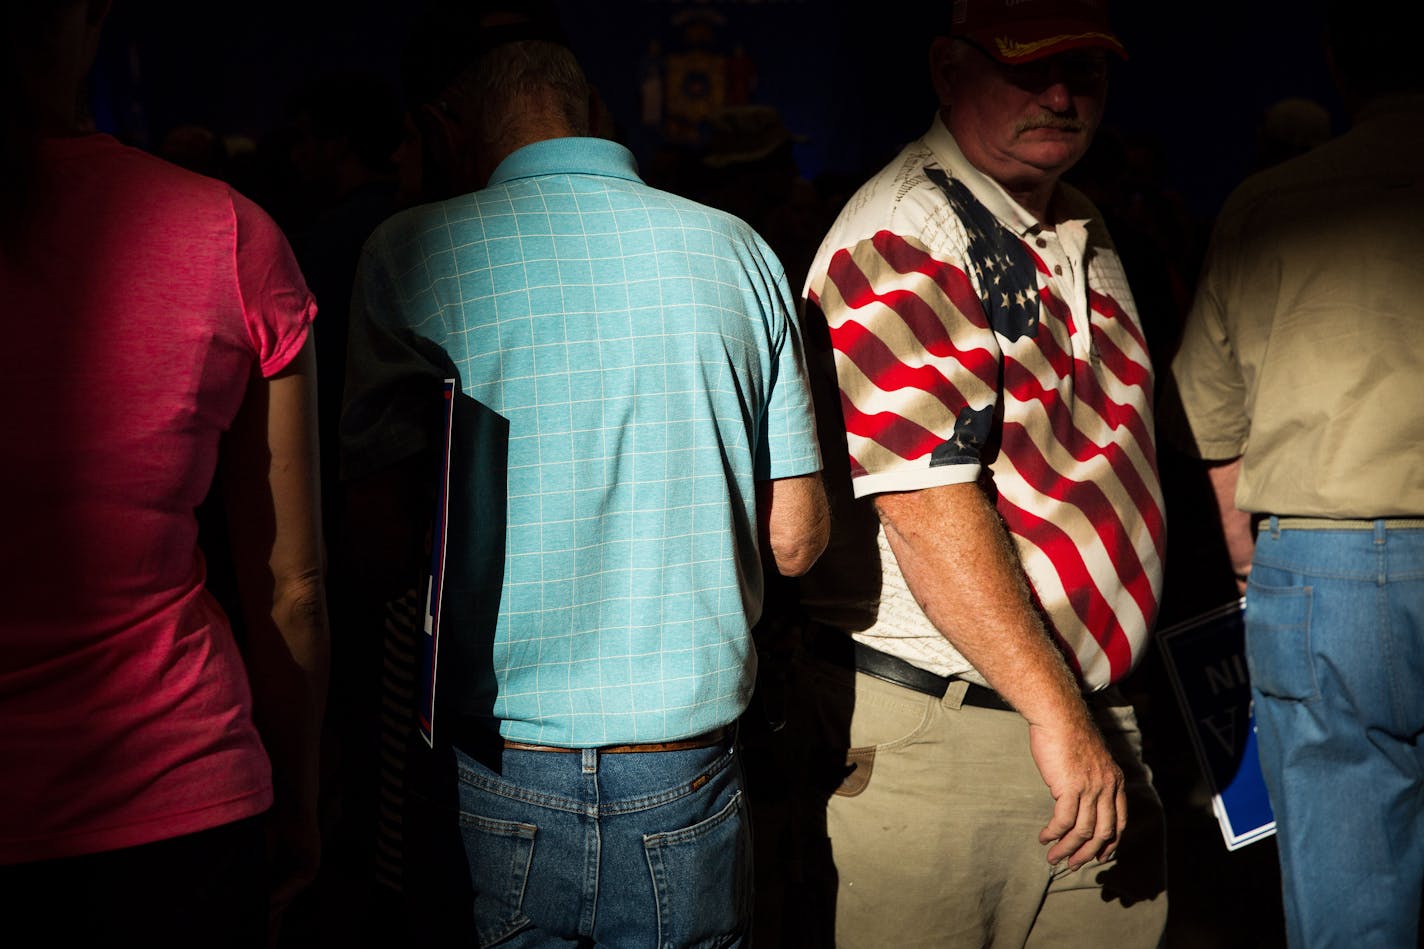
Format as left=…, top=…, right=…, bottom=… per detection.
left=222, top=336, right=331, bottom=923
left=1206, top=456, right=1254, bottom=594
left=757, top=472, right=830, bottom=577
left=875, top=481, right=1125, bottom=870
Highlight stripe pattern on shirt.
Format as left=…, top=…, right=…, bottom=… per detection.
left=809, top=167, right=1163, bottom=689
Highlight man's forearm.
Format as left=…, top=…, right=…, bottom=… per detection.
left=1206, top=456, right=1254, bottom=591
left=875, top=481, right=1088, bottom=728
left=758, top=472, right=831, bottom=577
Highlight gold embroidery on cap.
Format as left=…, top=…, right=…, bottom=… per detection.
left=994, top=31, right=1119, bottom=59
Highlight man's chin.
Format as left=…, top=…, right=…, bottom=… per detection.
left=1011, top=139, right=1089, bottom=176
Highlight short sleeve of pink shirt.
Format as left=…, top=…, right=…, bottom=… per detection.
left=232, top=189, right=317, bottom=377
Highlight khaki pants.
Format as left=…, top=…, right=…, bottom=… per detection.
left=808, top=662, right=1167, bottom=949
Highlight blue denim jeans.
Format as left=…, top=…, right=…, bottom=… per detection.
left=1246, top=520, right=1424, bottom=948
left=450, top=731, right=752, bottom=948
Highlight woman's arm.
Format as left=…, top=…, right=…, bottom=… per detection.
left=221, top=335, right=331, bottom=932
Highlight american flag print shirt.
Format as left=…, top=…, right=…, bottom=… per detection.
left=803, top=118, right=1165, bottom=689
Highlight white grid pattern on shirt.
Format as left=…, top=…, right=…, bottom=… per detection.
left=377, top=168, right=817, bottom=745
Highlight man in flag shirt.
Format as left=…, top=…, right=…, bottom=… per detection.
left=793, top=0, right=1167, bottom=944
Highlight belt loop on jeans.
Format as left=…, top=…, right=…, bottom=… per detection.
left=1269, top=514, right=1281, bottom=539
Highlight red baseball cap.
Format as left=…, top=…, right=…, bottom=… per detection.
left=950, top=0, right=1128, bottom=63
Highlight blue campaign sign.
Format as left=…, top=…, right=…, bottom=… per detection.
left=1157, top=599, right=1277, bottom=850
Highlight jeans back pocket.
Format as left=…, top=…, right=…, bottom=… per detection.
left=1245, top=582, right=1319, bottom=703
left=643, top=789, right=751, bottom=948
left=459, top=813, right=538, bottom=947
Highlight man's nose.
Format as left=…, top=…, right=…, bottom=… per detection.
left=1039, top=80, right=1074, bottom=114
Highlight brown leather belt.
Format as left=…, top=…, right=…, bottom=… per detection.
left=503, top=726, right=727, bottom=754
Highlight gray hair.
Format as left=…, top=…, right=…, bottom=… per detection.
left=458, top=39, right=590, bottom=149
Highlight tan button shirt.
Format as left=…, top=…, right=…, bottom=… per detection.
left=1170, top=96, right=1424, bottom=517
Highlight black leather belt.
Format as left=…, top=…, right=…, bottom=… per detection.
left=805, top=624, right=1016, bottom=713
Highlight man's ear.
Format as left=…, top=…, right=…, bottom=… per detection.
left=929, top=36, right=958, bottom=108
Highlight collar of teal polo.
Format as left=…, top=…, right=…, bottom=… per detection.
left=488, top=136, right=643, bottom=187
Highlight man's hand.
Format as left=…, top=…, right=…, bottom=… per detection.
left=1029, top=716, right=1127, bottom=869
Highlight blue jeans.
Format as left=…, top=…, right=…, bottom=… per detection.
left=1246, top=520, right=1424, bottom=948
left=450, top=731, right=752, bottom=948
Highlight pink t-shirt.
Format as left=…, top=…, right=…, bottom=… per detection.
left=0, top=134, right=316, bottom=863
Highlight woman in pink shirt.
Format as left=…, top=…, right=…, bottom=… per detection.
left=0, top=2, right=330, bottom=945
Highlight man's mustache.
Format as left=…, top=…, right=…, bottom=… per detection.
left=1015, top=115, right=1085, bottom=133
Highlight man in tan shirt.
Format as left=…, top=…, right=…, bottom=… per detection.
left=1168, top=2, right=1424, bottom=944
